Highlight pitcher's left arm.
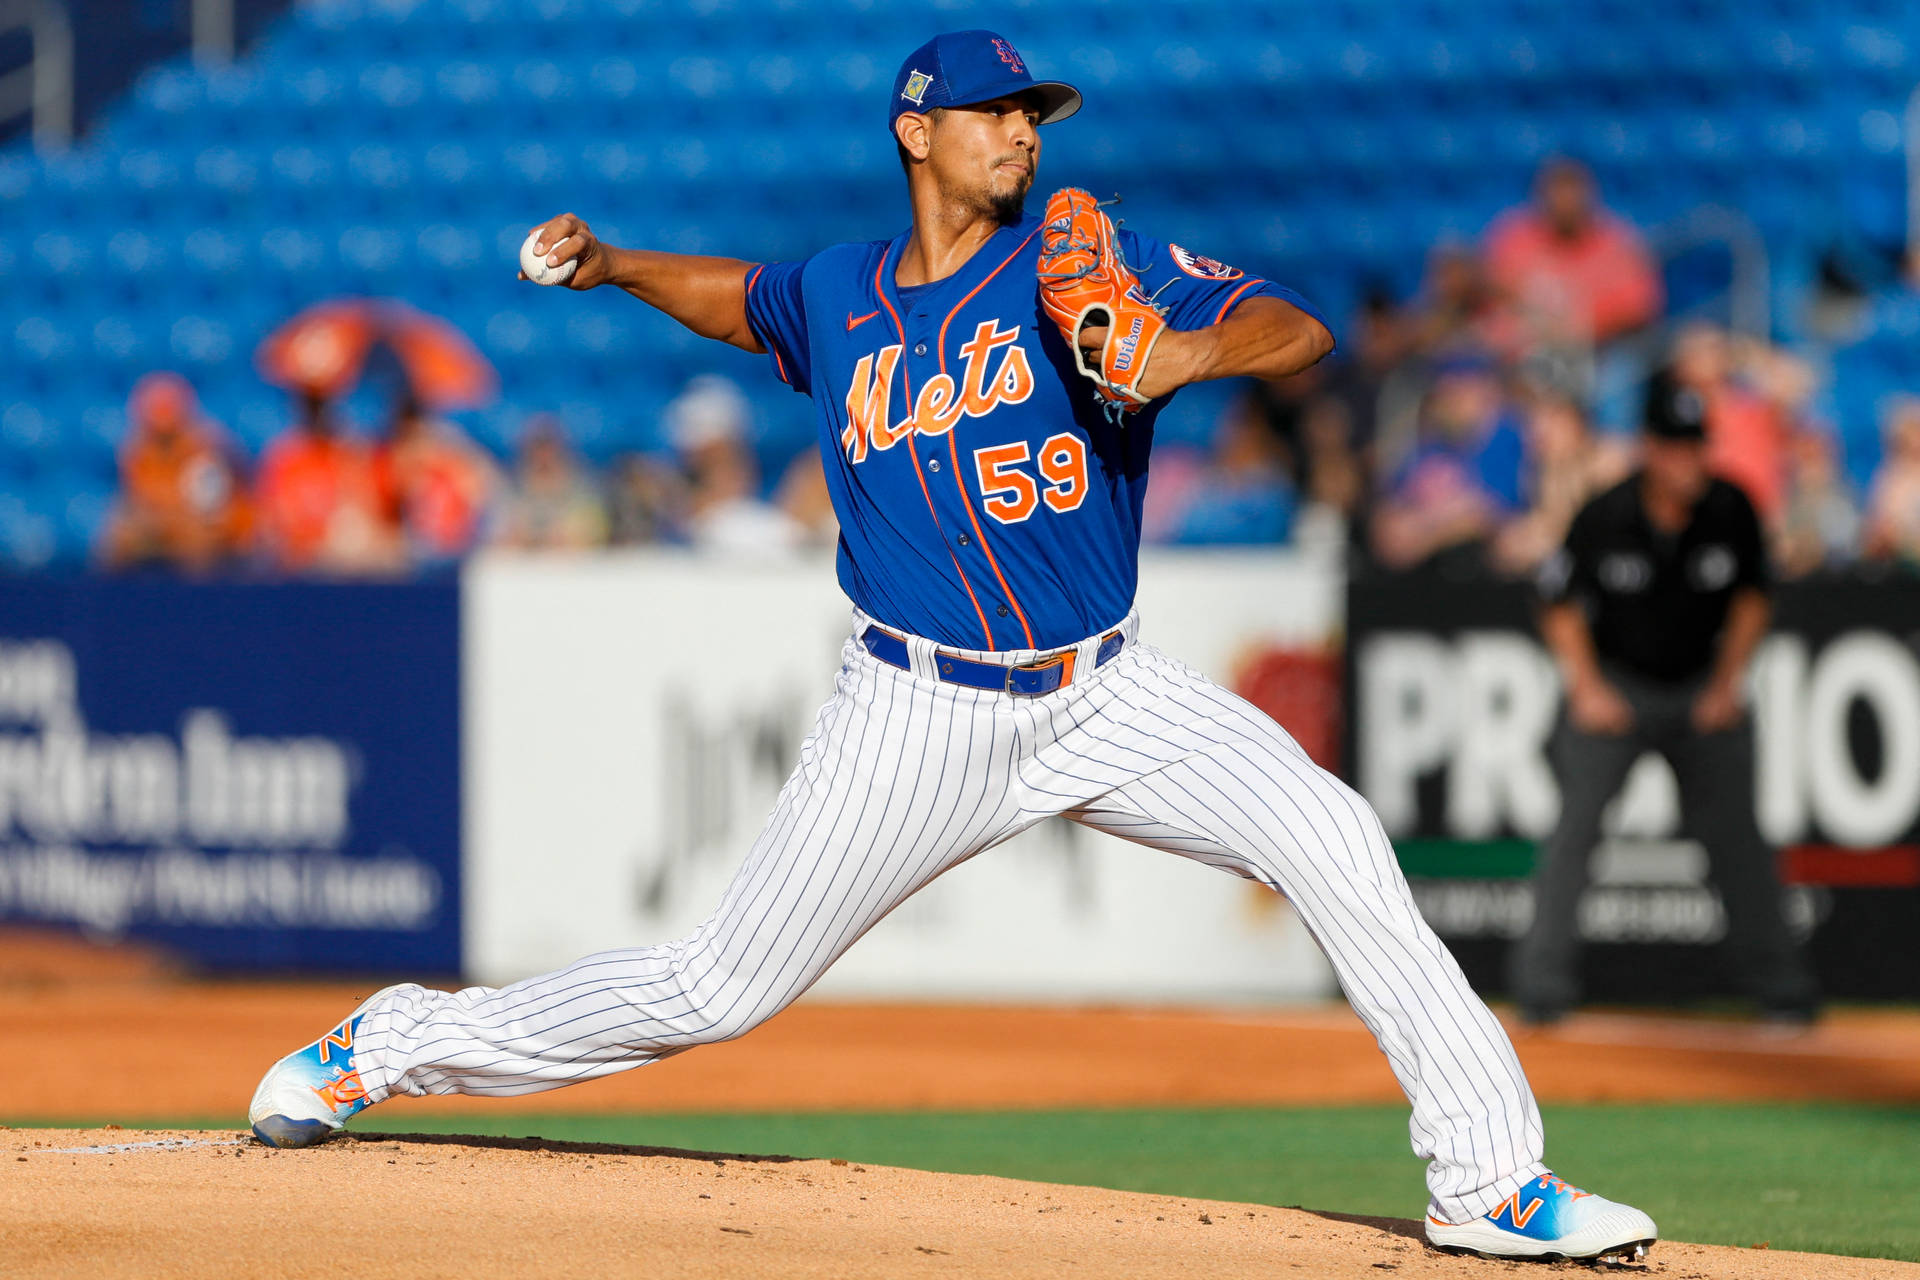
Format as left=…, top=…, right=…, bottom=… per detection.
left=1036, top=187, right=1332, bottom=409
left=1133, top=295, right=1333, bottom=397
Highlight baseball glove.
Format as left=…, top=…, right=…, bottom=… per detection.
left=1036, top=187, right=1169, bottom=413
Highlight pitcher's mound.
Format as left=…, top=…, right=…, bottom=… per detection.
left=0, top=1129, right=1909, bottom=1279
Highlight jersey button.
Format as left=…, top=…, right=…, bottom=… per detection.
left=913, top=343, right=928, bottom=356
left=928, top=458, right=941, bottom=472
left=957, top=534, right=971, bottom=547
left=996, top=605, right=1009, bottom=617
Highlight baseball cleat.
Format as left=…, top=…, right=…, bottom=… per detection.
left=1425, top=1172, right=1657, bottom=1264
left=248, top=993, right=386, bottom=1148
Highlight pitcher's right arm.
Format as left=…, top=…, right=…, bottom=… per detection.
left=523, top=214, right=763, bottom=353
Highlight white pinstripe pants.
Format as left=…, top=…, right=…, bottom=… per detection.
left=355, top=614, right=1546, bottom=1220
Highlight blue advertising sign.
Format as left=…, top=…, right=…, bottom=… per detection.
left=0, top=578, right=460, bottom=974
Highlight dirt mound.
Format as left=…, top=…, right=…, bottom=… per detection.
left=2, top=1129, right=1910, bottom=1280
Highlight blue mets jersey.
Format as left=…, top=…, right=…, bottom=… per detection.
left=744, top=212, right=1328, bottom=651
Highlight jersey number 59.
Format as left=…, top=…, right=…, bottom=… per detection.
left=973, top=434, right=1089, bottom=524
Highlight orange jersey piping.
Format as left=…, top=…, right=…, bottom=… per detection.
left=934, top=227, right=1043, bottom=650
left=872, top=253, right=997, bottom=649
left=1213, top=279, right=1263, bottom=325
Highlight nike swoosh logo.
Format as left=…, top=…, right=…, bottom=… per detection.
left=846, top=309, right=880, bottom=331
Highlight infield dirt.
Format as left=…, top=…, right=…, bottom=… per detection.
left=6, top=1127, right=1915, bottom=1280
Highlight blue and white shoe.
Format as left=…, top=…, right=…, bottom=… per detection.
left=248, top=992, right=388, bottom=1149
left=1425, top=1173, right=1657, bottom=1264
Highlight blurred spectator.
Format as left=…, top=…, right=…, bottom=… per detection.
left=1775, top=427, right=1863, bottom=577
left=1669, top=323, right=1788, bottom=522
left=491, top=415, right=608, bottom=551
left=1138, top=439, right=1207, bottom=544
left=374, top=393, right=501, bottom=567
left=253, top=390, right=399, bottom=576
left=773, top=447, right=839, bottom=550
left=1294, top=394, right=1367, bottom=545
left=1234, top=372, right=1366, bottom=555
left=1243, top=362, right=1369, bottom=524
left=99, top=372, right=252, bottom=574
left=1157, top=399, right=1298, bottom=546
left=1331, top=289, right=1412, bottom=465
left=1370, top=354, right=1527, bottom=572
left=1492, top=392, right=1630, bottom=576
left=606, top=452, right=686, bottom=546
left=1484, top=158, right=1664, bottom=357
left=667, top=375, right=805, bottom=556
left=1751, top=345, right=1822, bottom=432
left=1864, top=398, right=1920, bottom=566
left=1404, top=243, right=1497, bottom=358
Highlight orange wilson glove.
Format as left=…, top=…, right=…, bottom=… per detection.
left=1036, top=187, right=1169, bottom=413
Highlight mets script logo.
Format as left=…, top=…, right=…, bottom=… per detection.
left=901, top=69, right=932, bottom=105
left=842, top=321, right=1034, bottom=462
left=1170, top=244, right=1244, bottom=281
left=992, top=39, right=1025, bottom=74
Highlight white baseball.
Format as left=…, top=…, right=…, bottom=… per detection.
left=519, top=230, right=577, bottom=286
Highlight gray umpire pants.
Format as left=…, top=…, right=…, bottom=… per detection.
left=1509, top=670, right=1817, bottom=1013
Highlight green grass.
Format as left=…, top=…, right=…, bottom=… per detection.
left=18, top=1104, right=1917, bottom=1262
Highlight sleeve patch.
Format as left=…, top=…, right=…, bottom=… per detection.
left=1169, top=244, right=1244, bottom=281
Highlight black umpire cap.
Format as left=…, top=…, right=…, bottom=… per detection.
left=1642, top=368, right=1709, bottom=442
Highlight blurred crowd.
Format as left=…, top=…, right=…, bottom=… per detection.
left=101, top=371, right=838, bottom=576
left=1145, top=157, right=1920, bottom=578
left=102, top=158, right=1920, bottom=579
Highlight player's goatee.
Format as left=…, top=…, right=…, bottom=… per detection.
left=989, top=158, right=1032, bottom=224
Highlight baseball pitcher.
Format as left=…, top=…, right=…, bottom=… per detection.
left=250, top=29, right=1655, bottom=1265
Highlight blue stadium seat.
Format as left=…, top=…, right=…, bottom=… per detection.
left=1, top=0, right=1916, bottom=543
left=72, top=404, right=124, bottom=483
left=59, top=486, right=116, bottom=564
left=0, top=400, right=64, bottom=478
left=0, top=493, right=60, bottom=571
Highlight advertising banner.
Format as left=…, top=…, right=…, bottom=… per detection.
left=1347, top=572, right=1920, bottom=1000
left=464, top=549, right=1343, bottom=1002
left=0, top=579, right=461, bottom=973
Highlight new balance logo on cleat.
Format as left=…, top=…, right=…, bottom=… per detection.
left=317, top=1021, right=354, bottom=1064
left=1487, top=1191, right=1545, bottom=1230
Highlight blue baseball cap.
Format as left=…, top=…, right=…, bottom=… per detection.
left=888, top=31, right=1081, bottom=134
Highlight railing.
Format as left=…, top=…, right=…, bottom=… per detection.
left=1649, top=204, right=1772, bottom=340
left=1907, top=81, right=1919, bottom=265
left=0, top=0, right=72, bottom=150
left=193, top=0, right=234, bottom=65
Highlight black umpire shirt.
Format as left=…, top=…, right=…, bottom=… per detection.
left=1539, top=473, right=1768, bottom=684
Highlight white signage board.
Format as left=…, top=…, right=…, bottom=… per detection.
left=463, top=549, right=1342, bottom=1002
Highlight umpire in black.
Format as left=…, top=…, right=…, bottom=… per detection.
left=1510, top=372, right=1819, bottom=1024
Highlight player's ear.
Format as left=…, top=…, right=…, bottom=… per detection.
left=895, top=112, right=933, bottom=165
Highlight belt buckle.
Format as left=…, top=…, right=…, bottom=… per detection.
left=1008, top=650, right=1075, bottom=696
